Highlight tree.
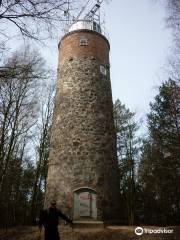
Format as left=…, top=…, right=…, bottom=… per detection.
left=138, top=79, right=180, bottom=224
left=0, top=47, right=51, bottom=226
left=114, top=99, right=140, bottom=225
left=0, top=0, right=85, bottom=41
left=162, top=0, right=180, bottom=82
left=30, top=84, right=54, bottom=223
left=166, top=0, right=180, bottom=33
left=0, top=48, right=45, bottom=189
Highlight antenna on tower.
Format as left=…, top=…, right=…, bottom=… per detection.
left=84, top=0, right=104, bottom=22
left=75, top=0, right=91, bottom=21
left=63, top=0, right=109, bottom=36
left=62, top=0, right=71, bottom=32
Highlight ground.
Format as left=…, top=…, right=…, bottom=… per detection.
left=0, top=226, right=180, bottom=240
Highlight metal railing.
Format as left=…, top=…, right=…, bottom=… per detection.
left=63, top=20, right=109, bottom=40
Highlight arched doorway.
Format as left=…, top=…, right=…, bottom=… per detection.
left=73, top=187, right=97, bottom=220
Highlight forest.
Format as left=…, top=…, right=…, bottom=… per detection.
left=0, top=0, right=179, bottom=228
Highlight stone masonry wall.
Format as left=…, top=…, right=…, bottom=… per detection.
left=45, top=30, right=120, bottom=222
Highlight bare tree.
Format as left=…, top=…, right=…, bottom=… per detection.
left=166, top=0, right=180, bottom=33
left=164, top=0, right=180, bottom=82
left=0, top=0, right=86, bottom=41
left=0, top=46, right=54, bottom=226
left=0, top=47, right=46, bottom=192
left=31, top=82, right=54, bottom=223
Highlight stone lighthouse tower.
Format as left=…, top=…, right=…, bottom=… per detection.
left=45, top=12, right=120, bottom=223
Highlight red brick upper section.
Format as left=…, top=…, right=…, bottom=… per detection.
left=58, top=30, right=110, bottom=66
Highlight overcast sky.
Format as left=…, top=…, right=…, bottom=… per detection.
left=104, top=0, right=172, bottom=117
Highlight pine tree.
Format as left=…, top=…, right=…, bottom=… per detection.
left=138, top=79, right=180, bottom=224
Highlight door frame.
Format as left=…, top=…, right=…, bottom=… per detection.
left=73, top=187, right=97, bottom=220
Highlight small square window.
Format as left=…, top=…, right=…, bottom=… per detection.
left=79, top=37, right=88, bottom=46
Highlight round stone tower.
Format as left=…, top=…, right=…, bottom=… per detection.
left=45, top=20, right=120, bottom=223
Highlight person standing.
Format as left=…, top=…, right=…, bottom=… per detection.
left=39, top=200, right=73, bottom=240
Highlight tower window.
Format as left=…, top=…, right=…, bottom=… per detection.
left=79, top=37, right=88, bottom=46
left=100, top=65, right=107, bottom=76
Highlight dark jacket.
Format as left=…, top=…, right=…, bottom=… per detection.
left=39, top=207, right=72, bottom=229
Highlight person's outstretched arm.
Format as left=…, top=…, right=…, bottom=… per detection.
left=58, top=210, right=73, bottom=224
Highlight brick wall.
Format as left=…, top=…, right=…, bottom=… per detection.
left=59, top=30, right=110, bottom=66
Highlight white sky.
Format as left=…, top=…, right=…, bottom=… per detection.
left=103, top=0, right=173, bottom=117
